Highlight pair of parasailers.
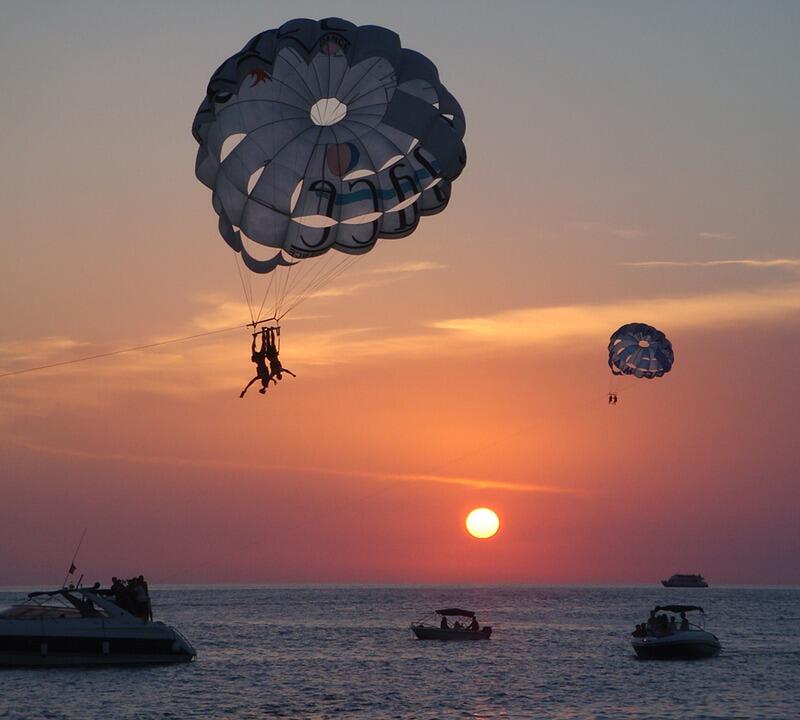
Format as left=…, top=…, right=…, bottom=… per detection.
left=240, top=327, right=295, bottom=398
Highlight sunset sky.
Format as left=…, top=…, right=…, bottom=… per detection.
left=1, top=1, right=798, bottom=586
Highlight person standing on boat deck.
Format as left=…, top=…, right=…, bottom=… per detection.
left=132, top=579, right=148, bottom=620
left=440, top=615, right=448, bottom=629
left=468, top=616, right=480, bottom=632
left=668, top=616, right=678, bottom=633
left=680, top=612, right=689, bottom=631
left=139, top=575, right=153, bottom=621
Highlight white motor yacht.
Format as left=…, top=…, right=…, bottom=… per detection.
left=0, top=585, right=196, bottom=666
left=631, top=604, right=720, bottom=660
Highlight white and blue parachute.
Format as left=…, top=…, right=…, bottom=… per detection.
left=193, top=18, right=466, bottom=321
left=608, top=323, right=674, bottom=379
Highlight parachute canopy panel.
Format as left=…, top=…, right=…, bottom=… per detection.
left=608, top=323, right=674, bottom=379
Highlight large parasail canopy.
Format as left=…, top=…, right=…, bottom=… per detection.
left=608, top=323, right=674, bottom=379
left=192, top=18, right=466, bottom=321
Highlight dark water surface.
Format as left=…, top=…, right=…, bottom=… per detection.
left=1, top=585, right=798, bottom=719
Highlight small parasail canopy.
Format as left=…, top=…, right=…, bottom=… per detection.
left=654, top=605, right=704, bottom=614
left=436, top=608, right=475, bottom=617
left=608, top=323, right=674, bottom=379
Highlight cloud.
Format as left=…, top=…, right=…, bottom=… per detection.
left=570, top=221, right=645, bottom=239
left=623, top=258, right=800, bottom=269
left=0, top=336, right=88, bottom=364
left=698, top=232, right=735, bottom=241
left=431, top=284, right=800, bottom=346
left=368, top=261, right=447, bottom=274
left=3, top=435, right=569, bottom=494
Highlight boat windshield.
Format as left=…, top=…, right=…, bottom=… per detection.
left=0, top=590, right=110, bottom=619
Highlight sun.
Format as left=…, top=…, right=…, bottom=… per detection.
left=465, top=507, right=500, bottom=539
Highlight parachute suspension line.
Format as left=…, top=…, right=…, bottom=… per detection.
left=279, top=252, right=338, bottom=316
left=298, top=254, right=360, bottom=308
left=234, top=253, right=256, bottom=326
left=273, top=259, right=296, bottom=320
left=254, top=264, right=278, bottom=326
left=296, top=254, right=362, bottom=312
left=278, top=254, right=360, bottom=321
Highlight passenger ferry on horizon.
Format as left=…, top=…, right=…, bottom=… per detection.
left=661, top=573, right=708, bottom=588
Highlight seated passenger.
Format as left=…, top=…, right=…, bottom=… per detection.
left=453, top=620, right=463, bottom=630
left=668, top=616, right=678, bottom=633
left=656, top=614, right=669, bottom=636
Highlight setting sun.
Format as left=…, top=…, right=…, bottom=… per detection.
left=465, top=508, right=500, bottom=539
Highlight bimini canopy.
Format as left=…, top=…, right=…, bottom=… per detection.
left=655, top=605, right=704, bottom=614
left=436, top=608, right=475, bottom=618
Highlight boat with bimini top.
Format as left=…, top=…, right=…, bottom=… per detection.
left=410, top=608, right=492, bottom=640
left=631, top=605, right=720, bottom=660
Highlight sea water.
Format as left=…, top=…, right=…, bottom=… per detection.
left=1, top=585, right=798, bottom=719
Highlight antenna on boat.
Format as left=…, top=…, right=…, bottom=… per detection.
left=61, top=528, right=87, bottom=588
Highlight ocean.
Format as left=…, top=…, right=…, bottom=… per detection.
left=1, top=585, right=798, bottom=719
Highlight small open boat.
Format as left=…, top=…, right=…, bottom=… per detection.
left=631, top=604, right=720, bottom=660
left=410, top=608, right=492, bottom=641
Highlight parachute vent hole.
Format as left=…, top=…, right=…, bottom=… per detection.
left=638, top=340, right=650, bottom=348
left=310, top=98, right=347, bottom=126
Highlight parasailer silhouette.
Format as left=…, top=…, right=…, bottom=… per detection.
left=265, top=327, right=295, bottom=383
left=240, top=330, right=274, bottom=397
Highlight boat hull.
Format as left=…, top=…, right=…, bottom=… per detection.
left=411, top=625, right=492, bottom=641
left=0, top=651, right=194, bottom=667
left=661, top=581, right=708, bottom=588
left=631, top=632, right=720, bottom=660
left=0, top=621, right=196, bottom=666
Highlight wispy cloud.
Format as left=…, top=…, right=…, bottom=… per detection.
left=570, top=221, right=645, bottom=239
left=624, top=258, right=800, bottom=269
left=3, top=436, right=569, bottom=494
left=369, top=261, right=447, bottom=274
left=432, top=284, right=800, bottom=346
left=698, top=231, right=735, bottom=241
left=0, top=336, right=88, bottom=363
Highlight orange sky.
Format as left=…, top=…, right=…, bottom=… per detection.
left=1, top=2, right=799, bottom=585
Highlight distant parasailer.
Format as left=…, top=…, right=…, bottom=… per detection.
left=607, top=323, right=674, bottom=404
